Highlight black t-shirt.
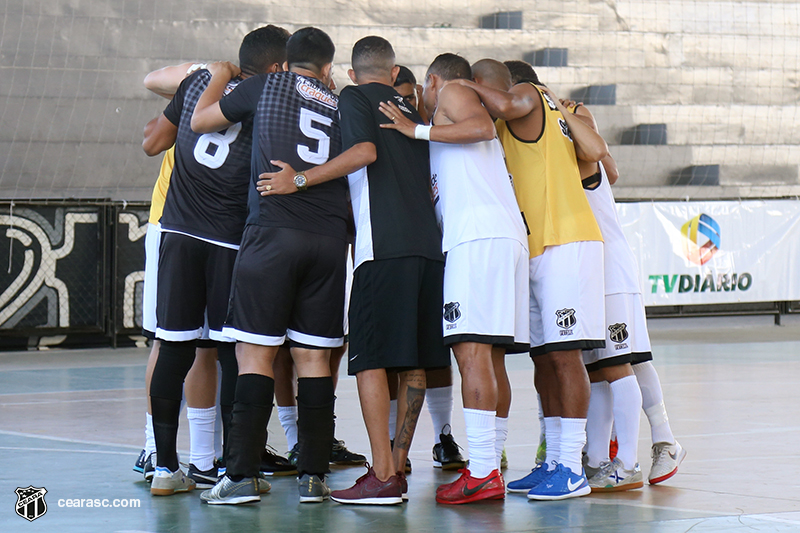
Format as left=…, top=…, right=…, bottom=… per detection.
left=219, top=72, right=348, bottom=241
left=339, top=83, right=443, bottom=266
left=160, top=70, right=251, bottom=246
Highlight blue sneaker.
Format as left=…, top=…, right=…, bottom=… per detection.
left=507, top=462, right=552, bottom=493
left=527, top=463, right=590, bottom=501
left=133, top=449, right=147, bottom=474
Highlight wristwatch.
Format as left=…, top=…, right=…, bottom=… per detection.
left=293, top=172, right=308, bottom=192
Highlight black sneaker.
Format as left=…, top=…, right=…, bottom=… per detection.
left=432, top=425, right=466, bottom=470
left=143, top=452, right=156, bottom=483
left=187, top=463, right=219, bottom=489
left=390, top=439, right=412, bottom=473
left=330, top=438, right=367, bottom=465
left=261, top=446, right=298, bottom=476
left=287, top=443, right=299, bottom=467
left=133, top=449, right=147, bottom=474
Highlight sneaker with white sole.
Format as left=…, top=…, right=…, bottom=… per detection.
left=507, top=462, right=552, bottom=493
left=200, top=476, right=261, bottom=505
left=298, top=473, right=331, bottom=503
left=588, top=457, right=644, bottom=492
left=187, top=463, right=219, bottom=489
left=526, top=463, right=590, bottom=501
left=649, top=441, right=686, bottom=484
left=150, top=467, right=196, bottom=496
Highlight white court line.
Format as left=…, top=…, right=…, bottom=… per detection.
left=0, top=387, right=142, bottom=397
left=586, top=497, right=732, bottom=517
left=0, top=429, right=142, bottom=450
left=747, top=515, right=800, bottom=526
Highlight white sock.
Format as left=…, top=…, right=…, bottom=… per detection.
left=426, top=386, right=454, bottom=445
left=495, top=416, right=508, bottom=469
left=389, top=399, right=398, bottom=441
left=633, top=362, right=675, bottom=444
left=610, top=376, right=643, bottom=470
left=537, top=394, right=545, bottom=446
left=463, top=408, right=496, bottom=478
left=144, top=413, right=156, bottom=455
left=559, top=418, right=587, bottom=475
left=277, top=406, right=298, bottom=450
left=544, top=417, right=561, bottom=470
left=187, top=406, right=216, bottom=471
left=586, top=381, right=613, bottom=468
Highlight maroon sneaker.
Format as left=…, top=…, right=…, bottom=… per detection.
left=397, top=471, right=408, bottom=502
left=330, top=464, right=403, bottom=505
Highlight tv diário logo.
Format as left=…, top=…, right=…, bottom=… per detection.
left=681, top=213, right=720, bottom=266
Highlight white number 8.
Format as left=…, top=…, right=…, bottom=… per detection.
left=193, top=122, right=243, bottom=169
left=298, top=108, right=332, bottom=164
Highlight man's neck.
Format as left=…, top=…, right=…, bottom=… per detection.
left=354, top=75, right=392, bottom=87
left=290, top=66, right=320, bottom=80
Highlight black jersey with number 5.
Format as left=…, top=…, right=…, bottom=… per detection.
left=161, top=70, right=252, bottom=246
left=219, top=72, right=348, bottom=241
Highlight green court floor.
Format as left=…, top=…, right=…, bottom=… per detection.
left=2, top=315, right=800, bottom=532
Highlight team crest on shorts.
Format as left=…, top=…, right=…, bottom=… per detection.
left=609, top=323, right=629, bottom=349
left=555, top=308, right=576, bottom=336
left=15, top=486, right=47, bottom=522
left=443, top=302, right=461, bottom=325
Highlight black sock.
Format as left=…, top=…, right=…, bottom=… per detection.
left=216, top=342, right=238, bottom=464
left=297, top=377, right=334, bottom=477
left=226, top=374, right=274, bottom=481
left=150, top=341, right=195, bottom=471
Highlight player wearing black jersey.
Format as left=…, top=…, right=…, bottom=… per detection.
left=141, top=25, right=290, bottom=497
left=191, top=27, right=347, bottom=505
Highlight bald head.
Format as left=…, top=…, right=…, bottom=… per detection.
left=471, top=59, right=512, bottom=91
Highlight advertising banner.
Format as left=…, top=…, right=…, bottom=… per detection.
left=616, top=200, right=800, bottom=305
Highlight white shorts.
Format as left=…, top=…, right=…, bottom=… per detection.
left=583, top=292, right=653, bottom=370
left=529, top=240, right=605, bottom=356
left=142, top=223, right=161, bottom=337
left=443, top=238, right=529, bottom=352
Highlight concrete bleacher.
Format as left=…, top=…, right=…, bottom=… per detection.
left=0, top=0, right=797, bottom=200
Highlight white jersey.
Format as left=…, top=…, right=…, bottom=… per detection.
left=584, top=162, right=641, bottom=295
left=430, top=137, right=528, bottom=253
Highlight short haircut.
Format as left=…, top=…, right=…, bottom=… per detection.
left=426, top=53, right=471, bottom=81
left=504, top=60, right=542, bottom=85
left=239, top=25, right=291, bottom=75
left=471, top=59, right=512, bottom=88
left=286, top=27, right=336, bottom=72
left=394, top=65, right=416, bottom=87
left=351, top=36, right=395, bottom=78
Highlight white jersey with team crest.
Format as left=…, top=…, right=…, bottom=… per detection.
left=584, top=161, right=641, bottom=295
left=430, top=137, right=528, bottom=253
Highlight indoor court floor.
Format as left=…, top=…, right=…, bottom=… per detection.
left=2, top=315, right=800, bottom=532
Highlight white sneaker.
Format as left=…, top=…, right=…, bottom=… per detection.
left=150, top=467, right=196, bottom=496
left=649, top=441, right=686, bottom=484
left=588, top=458, right=643, bottom=492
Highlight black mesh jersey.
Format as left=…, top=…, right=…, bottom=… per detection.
left=160, top=70, right=251, bottom=246
left=219, top=72, right=348, bottom=241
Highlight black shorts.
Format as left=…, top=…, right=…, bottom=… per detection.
left=348, top=257, right=451, bottom=375
left=155, top=232, right=238, bottom=342
left=223, top=225, right=346, bottom=348
left=631, top=351, right=654, bottom=365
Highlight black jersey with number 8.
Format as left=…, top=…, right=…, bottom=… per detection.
left=219, top=72, right=348, bottom=241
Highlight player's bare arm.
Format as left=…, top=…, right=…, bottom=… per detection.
left=190, top=61, right=241, bottom=134
left=142, top=113, right=177, bottom=156
left=379, top=84, right=494, bottom=144
left=538, top=85, right=608, bottom=163
left=256, top=142, right=378, bottom=196
left=144, top=62, right=204, bottom=99
left=454, top=79, right=536, bottom=121
left=570, top=104, right=620, bottom=184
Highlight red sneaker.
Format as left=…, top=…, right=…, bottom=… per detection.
left=609, top=438, right=619, bottom=461
left=330, top=464, right=403, bottom=505
left=435, top=468, right=505, bottom=505
left=397, top=471, right=408, bottom=501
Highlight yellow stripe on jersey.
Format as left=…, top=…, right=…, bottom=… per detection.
left=148, top=146, right=174, bottom=224
left=495, top=84, right=602, bottom=258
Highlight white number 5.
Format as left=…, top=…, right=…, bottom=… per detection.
left=298, top=108, right=331, bottom=164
